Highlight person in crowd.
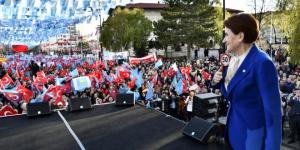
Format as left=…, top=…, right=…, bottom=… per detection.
left=212, top=13, right=281, bottom=150
left=185, top=90, right=195, bottom=121
left=287, top=89, right=300, bottom=146
left=29, top=60, right=40, bottom=77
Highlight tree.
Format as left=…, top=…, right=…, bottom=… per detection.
left=29, top=45, right=42, bottom=54
left=288, top=1, right=300, bottom=64
left=100, top=8, right=152, bottom=56
left=249, top=0, right=268, bottom=29
left=276, top=0, right=295, bottom=10
left=154, top=0, right=219, bottom=60
left=153, top=9, right=180, bottom=57
left=77, top=41, right=90, bottom=54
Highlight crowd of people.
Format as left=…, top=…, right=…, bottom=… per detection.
left=0, top=49, right=299, bottom=146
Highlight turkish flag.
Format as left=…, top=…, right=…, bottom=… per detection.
left=0, top=105, right=18, bottom=117
left=0, top=73, right=14, bottom=88
left=52, top=86, right=65, bottom=107
left=12, top=45, right=28, bottom=53
left=35, top=71, right=48, bottom=84
left=128, top=77, right=137, bottom=89
left=201, top=70, right=211, bottom=81
left=4, top=92, right=22, bottom=103
left=16, top=85, right=34, bottom=103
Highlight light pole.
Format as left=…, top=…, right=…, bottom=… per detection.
left=222, top=0, right=226, bottom=54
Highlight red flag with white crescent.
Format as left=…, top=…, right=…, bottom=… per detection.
left=0, top=105, right=18, bottom=117
left=16, top=85, right=34, bottom=103
left=0, top=73, right=14, bottom=88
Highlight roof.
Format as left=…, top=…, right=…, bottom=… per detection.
left=225, top=8, right=244, bottom=13
left=126, top=3, right=168, bottom=10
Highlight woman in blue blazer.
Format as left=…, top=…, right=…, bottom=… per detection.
left=213, top=13, right=281, bottom=150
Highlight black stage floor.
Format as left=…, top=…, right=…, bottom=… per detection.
left=0, top=104, right=226, bottom=150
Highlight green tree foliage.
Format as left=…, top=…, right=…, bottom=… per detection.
left=77, top=41, right=90, bottom=50
left=154, top=0, right=219, bottom=60
left=29, top=45, right=42, bottom=54
left=272, top=0, right=296, bottom=40
left=288, top=1, right=300, bottom=64
left=276, top=0, right=295, bottom=10
left=100, top=8, right=152, bottom=56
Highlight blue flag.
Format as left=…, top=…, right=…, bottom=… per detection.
left=175, top=79, right=183, bottom=95
left=154, top=59, right=163, bottom=69
left=71, top=76, right=91, bottom=93
left=119, top=84, right=129, bottom=94
left=69, top=68, right=79, bottom=78
left=177, top=70, right=182, bottom=79
left=145, top=82, right=154, bottom=101
left=127, top=90, right=140, bottom=101
left=171, top=76, right=178, bottom=88
left=55, top=77, right=67, bottom=86
left=135, top=72, right=143, bottom=88
left=130, top=68, right=139, bottom=80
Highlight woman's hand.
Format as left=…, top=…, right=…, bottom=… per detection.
left=212, top=67, right=223, bottom=85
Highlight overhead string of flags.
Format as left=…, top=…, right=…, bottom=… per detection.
left=0, top=0, right=137, bottom=46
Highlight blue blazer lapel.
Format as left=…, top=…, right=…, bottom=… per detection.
left=227, top=44, right=258, bottom=95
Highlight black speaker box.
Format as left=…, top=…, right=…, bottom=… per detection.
left=26, top=102, right=52, bottom=117
left=182, top=117, right=217, bottom=143
left=193, top=93, right=220, bottom=119
left=68, top=97, right=92, bottom=111
left=115, top=93, right=135, bottom=106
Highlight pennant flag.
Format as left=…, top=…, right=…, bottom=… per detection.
left=71, top=76, right=91, bottom=92
left=154, top=59, right=163, bottom=69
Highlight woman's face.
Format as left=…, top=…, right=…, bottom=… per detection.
left=223, top=27, right=243, bottom=54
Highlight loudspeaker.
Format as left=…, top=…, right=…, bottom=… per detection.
left=193, top=93, right=220, bottom=119
left=115, top=93, right=135, bottom=106
left=26, top=102, right=52, bottom=117
left=68, top=97, right=92, bottom=111
left=182, top=117, right=217, bottom=143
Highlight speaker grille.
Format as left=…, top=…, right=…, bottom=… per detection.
left=182, top=117, right=216, bottom=143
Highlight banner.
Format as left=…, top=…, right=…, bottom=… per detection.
left=12, top=45, right=28, bottom=53
left=129, top=53, right=157, bottom=64
left=103, top=51, right=129, bottom=60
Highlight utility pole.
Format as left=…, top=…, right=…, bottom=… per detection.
left=222, top=0, right=226, bottom=54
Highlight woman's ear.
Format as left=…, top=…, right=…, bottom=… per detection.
left=238, top=32, right=245, bottom=42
